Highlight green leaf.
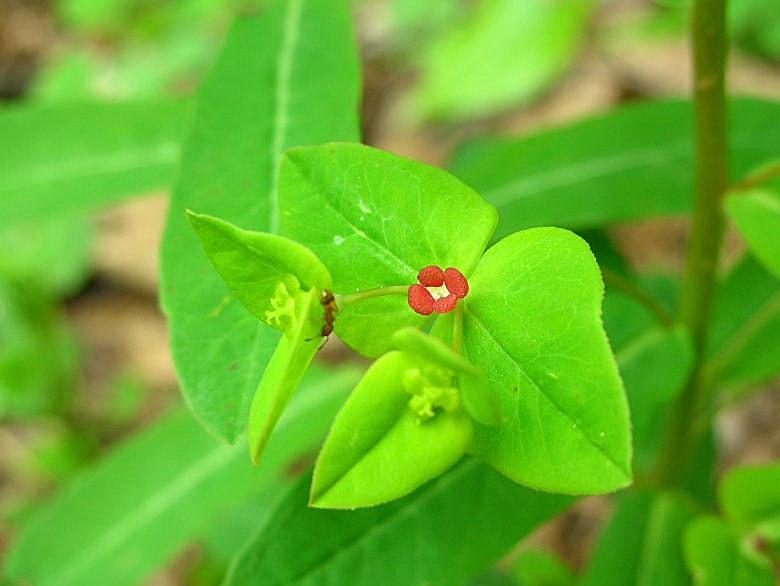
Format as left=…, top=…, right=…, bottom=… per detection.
left=0, top=100, right=186, bottom=227
left=160, top=0, right=361, bottom=442
left=721, top=461, right=780, bottom=539
left=0, top=280, right=78, bottom=419
left=310, top=351, right=472, bottom=508
left=706, top=256, right=780, bottom=394
left=0, top=216, right=92, bottom=296
left=612, top=316, right=693, bottom=472
left=187, top=211, right=332, bottom=326
left=278, top=142, right=498, bottom=357
left=410, top=0, right=594, bottom=121
left=3, top=366, right=362, bottom=586
left=248, top=288, right=324, bottom=464
left=450, top=99, right=780, bottom=237
left=684, top=516, right=776, bottom=586
left=727, top=188, right=780, bottom=279
left=225, top=459, right=572, bottom=585
left=582, top=491, right=697, bottom=586
left=460, top=228, right=632, bottom=494
left=512, top=549, right=575, bottom=586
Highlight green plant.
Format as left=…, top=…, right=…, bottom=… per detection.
left=4, top=0, right=780, bottom=584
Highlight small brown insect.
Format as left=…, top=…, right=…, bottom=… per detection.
left=320, top=289, right=337, bottom=337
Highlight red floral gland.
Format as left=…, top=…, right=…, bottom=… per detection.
left=408, top=265, right=469, bottom=315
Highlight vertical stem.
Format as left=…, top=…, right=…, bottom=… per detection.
left=656, top=0, right=729, bottom=486
left=452, top=304, right=464, bottom=355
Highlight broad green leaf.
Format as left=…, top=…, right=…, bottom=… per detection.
left=310, top=351, right=472, bottom=508
left=461, top=228, right=631, bottom=494
left=721, top=461, right=780, bottom=540
left=278, top=142, right=498, bottom=357
left=3, top=366, right=362, bottom=586
left=0, top=279, right=79, bottom=419
left=450, top=99, right=780, bottom=237
left=248, top=288, right=323, bottom=464
left=0, top=100, right=186, bottom=226
left=582, top=491, right=697, bottom=586
left=0, top=216, right=92, bottom=296
left=512, top=549, right=575, bottom=586
left=187, top=211, right=332, bottom=326
left=684, top=516, right=776, bottom=586
left=705, top=256, right=780, bottom=394
left=160, top=0, right=361, bottom=442
left=410, top=0, right=594, bottom=121
left=727, top=189, right=780, bottom=279
left=225, top=459, right=572, bottom=585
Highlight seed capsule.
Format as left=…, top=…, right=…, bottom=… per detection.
left=444, top=267, right=469, bottom=299
left=408, top=284, right=435, bottom=315
left=417, top=265, right=445, bottom=287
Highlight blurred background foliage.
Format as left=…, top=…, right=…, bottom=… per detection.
left=0, top=0, right=779, bottom=584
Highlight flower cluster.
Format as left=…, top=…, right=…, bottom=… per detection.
left=407, top=265, right=469, bottom=315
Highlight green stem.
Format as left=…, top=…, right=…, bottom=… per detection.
left=336, top=285, right=408, bottom=307
left=601, top=268, right=674, bottom=327
left=452, top=303, right=464, bottom=354
left=655, top=0, right=729, bottom=486
left=730, top=160, right=780, bottom=193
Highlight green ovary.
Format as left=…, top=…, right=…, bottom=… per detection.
left=264, top=276, right=301, bottom=337
left=402, top=364, right=460, bottom=422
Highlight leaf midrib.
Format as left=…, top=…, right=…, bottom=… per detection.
left=56, top=443, right=240, bottom=586
left=1, top=142, right=179, bottom=194
left=232, top=0, right=304, bottom=438
left=465, top=306, right=630, bottom=479
left=482, top=134, right=774, bottom=207
left=267, top=0, right=303, bottom=234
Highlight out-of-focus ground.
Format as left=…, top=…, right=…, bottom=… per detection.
left=1, top=0, right=779, bottom=583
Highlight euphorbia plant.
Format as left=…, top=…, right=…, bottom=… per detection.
left=189, top=142, right=632, bottom=508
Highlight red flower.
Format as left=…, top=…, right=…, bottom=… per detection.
left=408, top=265, right=469, bottom=315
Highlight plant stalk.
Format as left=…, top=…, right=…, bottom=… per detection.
left=336, top=285, right=409, bottom=307
left=655, top=0, right=729, bottom=486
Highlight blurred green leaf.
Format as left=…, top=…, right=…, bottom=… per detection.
left=684, top=516, right=775, bottom=586
left=410, top=0, right=594, bottom=121
left=721, top=461, right=780, bottom=540
left=0, top=216, right=92, bottom=296
left=279, top=143, right=498, bottom=357
left=706, top=256, right=780, bottom=394
left=225, top=459, right=572, bottom=585
left=4, top=366, right=361, bottom=586
left=0, top=280, right=79, bottom=419
left=161, top=0, right=361, bottom=443
left=459, top=228, right=632, bottom=494
left=0, top=100, right=186, bottom=226
left=730, top=0, right=780, bottom=61
left=512, top=548, right=575, bottom=586
left=727, top=188, right=780, bottom=279
left=610, top=303, right=693, bottom=473
left=582, top=490, right=697, bottom=586
left=450, top=99, right=780, bottom=237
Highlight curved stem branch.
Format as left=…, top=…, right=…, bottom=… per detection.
left=601, top=268, right=674, bottom=327
left=336, top=285, right=408, bottom=308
